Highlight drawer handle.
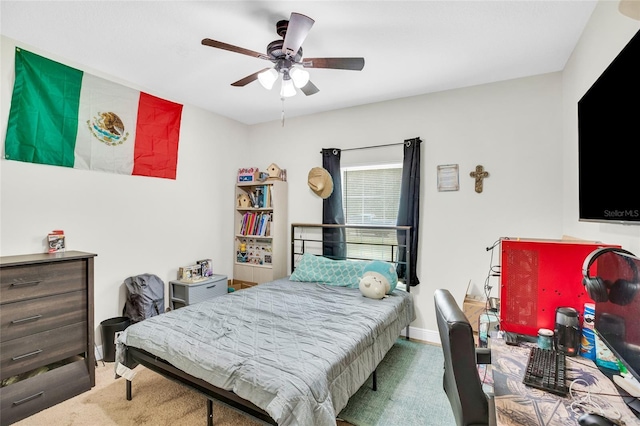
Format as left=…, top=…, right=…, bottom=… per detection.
left=206, top=284, right=217, bottom=289
left=10, top=280, right=42, bottom=287
left=11, top=314, right=43, bottom=324
left=13, top=391, right=45, bottom=406
left=12, top=349, right=43, bottom=361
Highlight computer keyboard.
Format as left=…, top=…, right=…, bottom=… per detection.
left=523, top=347, right=568, bottom=396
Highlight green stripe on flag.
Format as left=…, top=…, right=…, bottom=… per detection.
left=5, top=48, right=83, bottom=167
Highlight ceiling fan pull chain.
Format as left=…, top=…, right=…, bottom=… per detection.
left=281, top=97, right=286, bottom=127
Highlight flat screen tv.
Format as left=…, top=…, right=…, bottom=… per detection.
left=578, top=29, right=640, bottom=225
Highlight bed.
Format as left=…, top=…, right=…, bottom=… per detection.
left=115, top=224, right=415, bottom=426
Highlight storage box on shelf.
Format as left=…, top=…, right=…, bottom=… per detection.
left=234, top=180, right=287, bottom=288
left=0, top=251, right=97, bottom=426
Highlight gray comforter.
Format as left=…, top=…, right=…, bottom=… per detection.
left=115, top=277, right=415, bottom=425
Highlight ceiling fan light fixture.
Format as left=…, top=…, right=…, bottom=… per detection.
left=258, top=68, right=278, bottom=90
left=280, top=77, right=296, bottom=98
left=290, top=67, right=310, bottom=88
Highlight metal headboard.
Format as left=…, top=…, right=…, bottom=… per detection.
left=290, top=223, right=412, bottom=292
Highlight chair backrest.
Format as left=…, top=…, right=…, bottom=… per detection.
left=434, top=288, right=490, bottom=426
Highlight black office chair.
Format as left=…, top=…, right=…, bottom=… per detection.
left=434, top=289, right=496, bottom=426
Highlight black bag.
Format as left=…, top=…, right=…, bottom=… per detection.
left=123, top=273, right=165, bottom=323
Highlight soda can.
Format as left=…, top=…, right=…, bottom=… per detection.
left=581, top=303, right=596, bottom=359
left=583, top=303, right=595, bottom=330
left=581, top=326, right=596, bottom=359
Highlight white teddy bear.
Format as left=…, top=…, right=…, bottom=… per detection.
left=359, top=261, right=398, bottom=300
left=359, top=273, right=389, bottom=299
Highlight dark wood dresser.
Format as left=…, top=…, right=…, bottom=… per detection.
left=0, top=251, right=96, bottom=425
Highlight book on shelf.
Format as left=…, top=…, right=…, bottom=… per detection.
left=248, top=213, right=256, bottom=234
left=266, top=185, right=271, bottom=208
left=255, top=186, right=263, bottom=208
left=238, top=211, right=272, bottom=236
left=237, top=185, right=272, bottom=211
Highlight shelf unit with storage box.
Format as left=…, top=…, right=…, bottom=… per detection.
left=0, top=251, right=96, bottom=425
left=234, top=180, right=287, bottom=288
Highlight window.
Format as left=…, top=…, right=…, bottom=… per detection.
left=342, top=164, right=402, bottom=261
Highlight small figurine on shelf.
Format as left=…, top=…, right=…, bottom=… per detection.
left=238, top=193, right=251, bottom=208
left=266, top=163, right=286, bottom=181
left=237, top=240, right=248, bottom=263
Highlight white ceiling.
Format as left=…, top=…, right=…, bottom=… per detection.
left=1, top=1, right=598, bottom=125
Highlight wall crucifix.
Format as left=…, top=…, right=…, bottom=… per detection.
left=470, top=165, right=489, bottom=193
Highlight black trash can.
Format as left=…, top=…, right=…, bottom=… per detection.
left=100, top=316, right=130, bottom=362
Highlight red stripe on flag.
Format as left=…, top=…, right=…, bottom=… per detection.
left=133, top=92, right=183, bottom=179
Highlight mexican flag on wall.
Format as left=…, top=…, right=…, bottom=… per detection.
left=4, top=47, right=183, bottom=180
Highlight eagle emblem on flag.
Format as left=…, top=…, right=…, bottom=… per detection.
left=88, top=111, right=130, bottom=146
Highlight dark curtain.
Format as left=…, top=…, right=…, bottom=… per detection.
left=322, top=148, right=346, bottom=259
left=396, top=137, right=422, bottom=286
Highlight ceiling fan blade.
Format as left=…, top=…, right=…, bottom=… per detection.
left=231, top=68, right=271, bottom=87
left=302, top=57, right=365, bottom=71
left=202, top=38, right=270, bottom=61
left=300, top=81, right=319, bottom=96
left=619, top=0, right=640, bottom=20
left=282, top=13, right=315, bottom=59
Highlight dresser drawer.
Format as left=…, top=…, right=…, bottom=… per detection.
left=1, top=322, right=87, bottom=381
left=188, top=278, right=227, bottom=304
left=170, top=275, right=228, bottom=309
left=0, top=358, right=91, bottom=426
left=0, top=260, right=86, bottom=304
left=1, top=291, right=86, bottom=343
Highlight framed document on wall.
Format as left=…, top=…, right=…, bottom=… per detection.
left=437, top=164, right=459, bottom=192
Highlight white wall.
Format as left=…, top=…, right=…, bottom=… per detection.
left=2, top=0, right=639, bottom=346
left=246, top=1, right=640, bottom=339
left=248, top=72, right=565, bottom=339
left=1, top=36, right=248, bottom=346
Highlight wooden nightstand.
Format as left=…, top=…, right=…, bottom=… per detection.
left=169, top=274, right=228, bottom=310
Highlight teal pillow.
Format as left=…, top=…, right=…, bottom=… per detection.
left=290, top=253, right=366, bottom=288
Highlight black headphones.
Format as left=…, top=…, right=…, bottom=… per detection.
left=582, top=247, right=639, bottom=305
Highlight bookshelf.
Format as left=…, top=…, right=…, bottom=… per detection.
left=233, top=180, right=288, bottom=289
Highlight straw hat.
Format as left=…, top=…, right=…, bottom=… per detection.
left=308, top=167, right=334, bottom=199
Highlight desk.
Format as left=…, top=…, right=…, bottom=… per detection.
left=490, top=336, right=640, bottom=426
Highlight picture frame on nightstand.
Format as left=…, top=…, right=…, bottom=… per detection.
left=197, top=259, right=213, bottom=277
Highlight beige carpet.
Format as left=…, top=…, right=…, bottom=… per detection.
left=14, top=362, right=353, bottom=426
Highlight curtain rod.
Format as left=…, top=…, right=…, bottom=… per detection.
left=319, top=137, right=421, bottom=154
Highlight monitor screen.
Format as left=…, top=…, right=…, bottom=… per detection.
left=592, top=250, right=640, bottom=381
left=578, top=29, right=640, bottom=225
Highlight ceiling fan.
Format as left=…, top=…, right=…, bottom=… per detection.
left=619, top=0, right=640, bottom=20
left=201, top=12, right=365, bottom=98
